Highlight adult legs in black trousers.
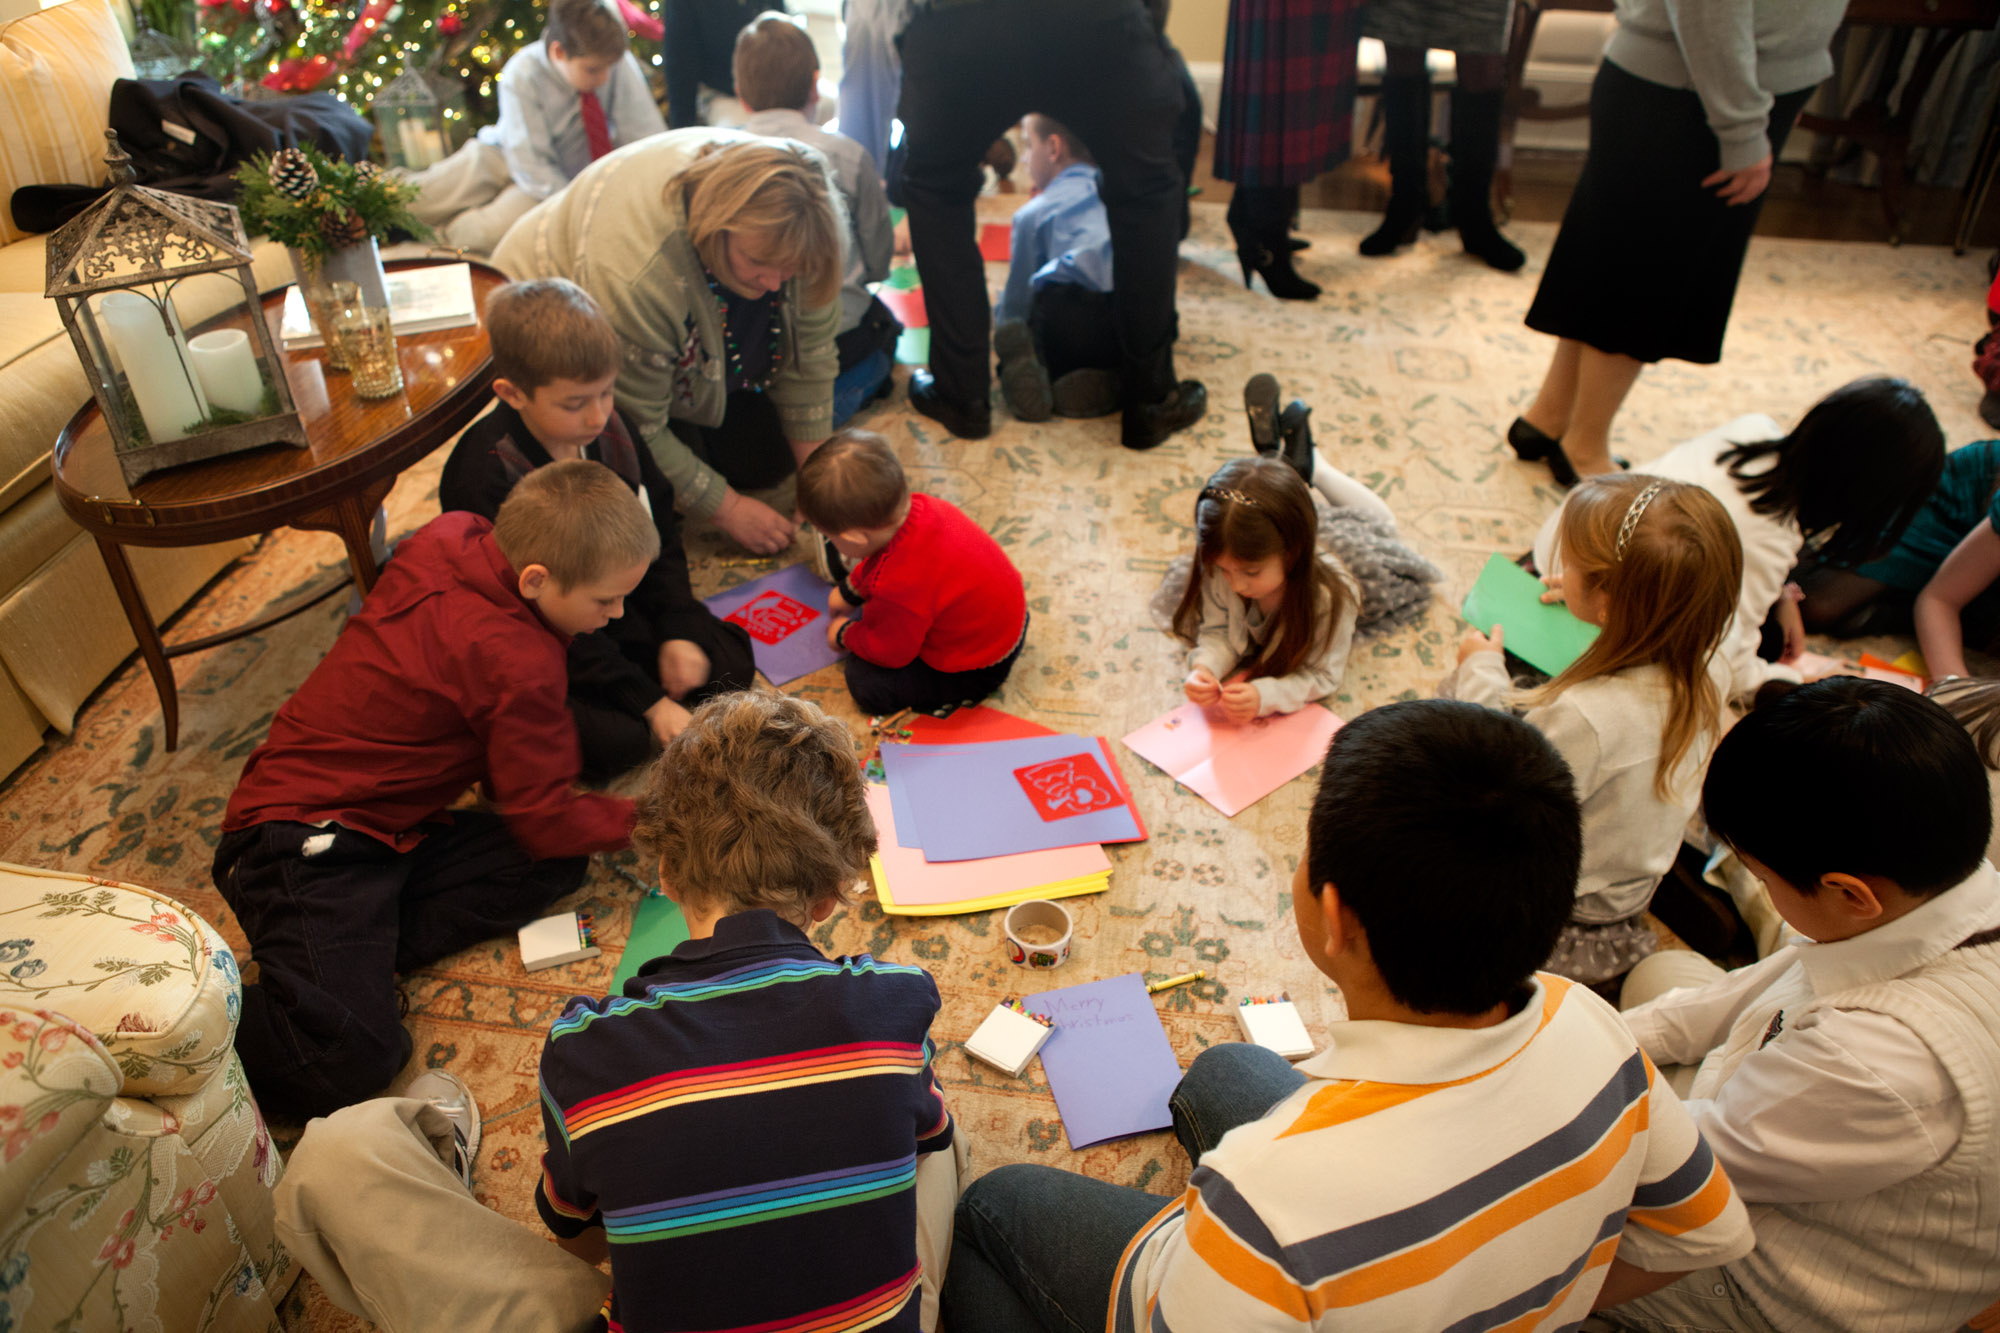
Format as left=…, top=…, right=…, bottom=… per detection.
left=216, top=815, right=587, bottom=1117
left=898, top=0, right=1206, bottom=450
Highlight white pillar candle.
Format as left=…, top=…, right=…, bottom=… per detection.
left=188, top=329, right=267, bottom=415
left=99, top=292, right=206, bottom=444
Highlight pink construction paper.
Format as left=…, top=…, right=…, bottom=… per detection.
left=865, top=785, right=1109, bottom=909
left=1122, top=702, right=1343, bottom=818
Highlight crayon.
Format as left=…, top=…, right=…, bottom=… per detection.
left=1147, top=970, right=1206, bottom=994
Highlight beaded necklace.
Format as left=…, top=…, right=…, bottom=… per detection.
left=703, top=267, right=783, bottom=393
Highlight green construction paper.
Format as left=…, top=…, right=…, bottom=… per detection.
left=883, top=264, right=921, bottom=291
left=889, top=205, right=906, bottom=227
left=896, top=325, right=931, bottom=366
left=610, top=891, right=689, bottom=992
left=1459, top=551, right=1600, bottom=677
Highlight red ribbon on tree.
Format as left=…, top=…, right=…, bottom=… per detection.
left=612, top=0, right=662, bottom=42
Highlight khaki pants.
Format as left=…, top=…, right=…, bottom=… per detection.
left=276, top=1095, right=969, bottom=1331
left=405, top=139, right=542, bottom=256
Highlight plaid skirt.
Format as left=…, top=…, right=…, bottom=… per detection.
left=1213, top=0, right=1368, bottom=189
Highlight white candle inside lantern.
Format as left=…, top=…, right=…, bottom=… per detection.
left=188, top=329, right=267, bottom=415
left=99, top=292, right=206, bottom=444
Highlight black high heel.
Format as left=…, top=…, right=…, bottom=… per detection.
left=1506, top=418, right=1629, bottom=490
left=1237, top=247, right=1321, bottom=301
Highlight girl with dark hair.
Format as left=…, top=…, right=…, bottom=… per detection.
left=1801, top=435, right=2000, bottom=682
left=1531, top=377, right=1945, bottom=702
left=1165, top=457, right=1361, bottom=720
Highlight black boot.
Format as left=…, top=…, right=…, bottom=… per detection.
left=1360, top=72, right=1430, bottom=257
left=1278, top=400, right=1315, bottom=484
left=1229, top=186, right=1320, bottom=301
left=1448, top=88, right=1525, bottom=272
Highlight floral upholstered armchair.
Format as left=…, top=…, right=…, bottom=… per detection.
left=0, top=863, right=292, bottom=1333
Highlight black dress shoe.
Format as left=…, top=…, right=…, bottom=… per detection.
left=1506, top=418, right=1628, bottom=489
left=1244, top=372, right=1281, bottom=454
left=908, top=370, right=991, bottom=440
left=994, top=320, right=1053, bottom=422
left=1123, top=380, right=1208, bottom=451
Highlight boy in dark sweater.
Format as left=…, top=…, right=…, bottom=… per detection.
left=216, top=461, right=653, bottom=1117
left=440, top=278, right=755, bottom=779
left=799, top=430, right=1028, bottom=714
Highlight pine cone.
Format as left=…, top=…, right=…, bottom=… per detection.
left=352, top=160, right=384, bottom=186
left=318, top=206, right=370, bottom=249
left=267, top=147, right=318, bottom=201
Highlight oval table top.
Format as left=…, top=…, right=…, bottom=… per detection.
left=52, top=256, right=503, bottom=545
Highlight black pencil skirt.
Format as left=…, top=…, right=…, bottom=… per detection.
left=1524, top=60, right=1815, bottom=366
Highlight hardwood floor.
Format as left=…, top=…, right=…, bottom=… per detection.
left=1191, top=135, right=2000, bottom=252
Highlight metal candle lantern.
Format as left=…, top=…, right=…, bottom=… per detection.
left=374, top=67, right=468, bottom=171
left=45, top=132, right=307, bottom=486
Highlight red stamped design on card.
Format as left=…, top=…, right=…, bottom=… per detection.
left=1013, top=753, right=1125, bottom=822
left=724, top=591, right=820, bottom=644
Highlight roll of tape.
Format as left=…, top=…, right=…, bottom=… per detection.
left=1003, top=899, right=1074, bottom=969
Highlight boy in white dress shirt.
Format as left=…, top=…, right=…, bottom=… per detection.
left=1608, top=677, right=2000, bottom=1333
left=406, top=0, right=665, bottom=254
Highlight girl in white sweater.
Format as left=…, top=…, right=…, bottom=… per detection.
left=1445, top=475, right=1741, bottom=983
left=1167, top=457, right=1361, bottom=720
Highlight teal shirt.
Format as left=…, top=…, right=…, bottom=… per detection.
left=1855, top=439, right=2000, bottom=590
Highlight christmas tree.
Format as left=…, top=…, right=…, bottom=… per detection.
left=190, top=0, right=663, bottom=127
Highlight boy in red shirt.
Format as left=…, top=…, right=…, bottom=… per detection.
left=800, top=430, right=1028, bottom=714
left=214, top=461, right=652, bottom=1117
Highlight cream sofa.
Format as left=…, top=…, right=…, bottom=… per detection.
left=0, top=0, right=291, bottom=781
left=0, top=862, right=293, bottom=1331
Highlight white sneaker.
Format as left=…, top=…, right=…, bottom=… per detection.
left=406, top=1069, right=481, bottom=1189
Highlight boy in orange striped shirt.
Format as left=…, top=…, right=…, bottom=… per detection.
left=941, top=700, right=1755, bottom=1332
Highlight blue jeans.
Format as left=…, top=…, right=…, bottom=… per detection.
left=940, top=1044, right=1306, bottom=1333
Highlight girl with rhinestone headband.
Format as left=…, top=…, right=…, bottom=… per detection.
left=1165, top=457, right=1362, bottom=724
left=1442, top=474, right=1742, bottom=986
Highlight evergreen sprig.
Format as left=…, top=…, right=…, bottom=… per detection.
left=234, top=143, right=430, bottom=263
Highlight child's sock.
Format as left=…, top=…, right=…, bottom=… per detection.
left=1311, top=452, right=1397, bottom=531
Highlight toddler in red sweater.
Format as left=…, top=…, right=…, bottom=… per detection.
left=800, top=430, right=1028, bottom=714
left=215, top=461, right=652, bottom=1117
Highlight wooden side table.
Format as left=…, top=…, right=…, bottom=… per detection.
left=50, top=257, right=504, bottom=752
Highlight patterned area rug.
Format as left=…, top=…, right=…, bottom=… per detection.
left=0, top=203, right=1986, bottom=1330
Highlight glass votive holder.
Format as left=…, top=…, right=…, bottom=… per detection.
left=327, top=282, right=403, bottom=400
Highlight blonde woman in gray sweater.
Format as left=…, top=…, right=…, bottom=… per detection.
left=1443, top=476, right=1742, bottom=984
left=1506, top=0, right=1846, bottom=488
left=494, top=130, right=845, bottom=554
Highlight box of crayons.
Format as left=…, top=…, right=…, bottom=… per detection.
left=1236, top=994, right=1314, bottom=1060
left=964, top=998, right=1056, bottom=1077
left=517, top=910, right=600, bottom=972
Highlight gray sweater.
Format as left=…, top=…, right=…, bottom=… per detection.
left=1604, top=0, right=1844, bottom=171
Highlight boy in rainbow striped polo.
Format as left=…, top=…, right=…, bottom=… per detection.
left=942, top=700, right=1756, bottom=1332
left=273, top=691, right=963, bottom=1333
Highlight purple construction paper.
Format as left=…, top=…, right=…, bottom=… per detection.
left=701, top=563, right=842, bottom=686
left=879, top=735, right=1142, bottom=862
left=1023, top=974, right=1181, bottom=1148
